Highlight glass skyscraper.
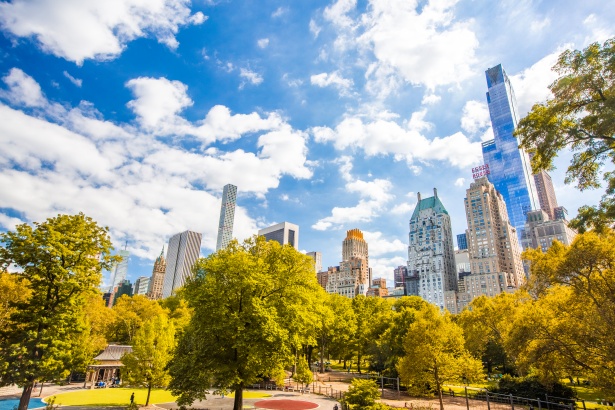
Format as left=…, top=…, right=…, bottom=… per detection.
left=216, top=183, right=237, bottom=251
left=482, top=64, right=537, bottom=240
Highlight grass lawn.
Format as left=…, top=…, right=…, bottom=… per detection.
left=48, top=388, right=271, bottom=406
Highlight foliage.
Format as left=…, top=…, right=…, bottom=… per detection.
left=69, top=294, right=110, bottom=375
left=158, top=294, right=192, bottom=336
left=397, top=304, right=484, bottom=410
left=516, top=230, right=615, bottom=400
left=515, top=37, right=615, bottom=232
left=0, top=271, right=31, bottom=332
left=342, top=378, right=383, bottom=410
left=294, top=356, right=313, bottom=386
left=0, top=213, right=117, bottom=410
left=123, top=315, right=176, bottom=405
left=167, top=236, right=322, bottom=410
left=107, top=294, right=166, bottom=344
left=44, top=396, right=59, bottom=410
left=321, top=294, right=356, bottom=371
left=493, top=375, right=575, bottom=400
left=351, top=296, right=393, bottom=374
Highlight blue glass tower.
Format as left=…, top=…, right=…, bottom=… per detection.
left=482, top=64, right=537, bottom=240
left=456, top=233, right=467, bottom=250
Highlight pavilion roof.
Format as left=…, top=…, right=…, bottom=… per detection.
left=93, top=344, right=133, bottom=362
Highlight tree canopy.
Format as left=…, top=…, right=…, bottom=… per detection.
left=0, top=213, right=117, bottom=410
left=516, top=37, right=615, bottom=232
left=167, top=236, right=323, bottom=410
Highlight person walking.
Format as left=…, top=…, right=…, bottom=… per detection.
left=130, top=392, right=135, bottom=404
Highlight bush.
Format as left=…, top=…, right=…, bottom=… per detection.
left=492, top=375, right=575, bottom=400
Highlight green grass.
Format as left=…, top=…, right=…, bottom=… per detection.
left=48, top=388, right=270, bottom=406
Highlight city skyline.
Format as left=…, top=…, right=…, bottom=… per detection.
left=0, top=1, right=612, bottom=288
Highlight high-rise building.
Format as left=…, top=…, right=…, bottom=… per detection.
left=533, top=170, right=558, bottom=220
left=162, top=230, right=202, bottom=298
left=216, top=184, right=237, bottom=251
left=147, top=247, right=166, bottom=300
left=133, top=276, right=150, bottom=296
left=393, top=265, right=407, bottom=288
left=113, top=279, right=133, bottom=305
left=454, top=249, right=470, bottom=275
left=456, top=233, right=468, bottom=250
left=109, top=249, right=130, bottom=292
left=482, top=64, right=538, bottom=240
left=258, top=222, right=299, bottom=250
left=306, top=251, right=322, bottom=273
left=464, top=177, right=525, bottom=288
left=342, top=229, right=369, bottom=263
left=407, top=189, right=457, bottom=310
left=521, top=209, right=577, bottom=252
left=553, top=206, right=568, bottom=221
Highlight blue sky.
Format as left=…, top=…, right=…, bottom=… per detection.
left=0, top=0, right=613, bottom=288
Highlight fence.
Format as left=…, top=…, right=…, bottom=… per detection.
left=455, top=387, right=581, bottom=410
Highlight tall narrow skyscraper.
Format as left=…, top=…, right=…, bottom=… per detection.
left=483, top=64, right=538, bottom=240
left=533, top=170, right=558, bottom=220
left=109, top=249, right=130, bottom=292
left=407, top=189, right=457, bottom=310
left=216, top=184, right=237, bottom=251
left=162, top=230, right=202, bottom=298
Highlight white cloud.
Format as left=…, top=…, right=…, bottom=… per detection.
left=239, top=68, right=264, bottom=88
left=257, top=38, right=269, bottom=49
left=390, top=202, right=415, bottom=215
left=309, top=19, right=322, bottom=38
left=362, top=231, right=406, bottom=257
left=63, top=71, right=82, bottom=87
left=0, top=0, right=207, bottom=64
left=460, top=100, right=490, bottom=135
left=0, top=213, right=23, bottom=230
left=312, top=111, right=482, bottom=168
left=310, top=71, right=353, bottom=96
left=1, top=68, right=46, bottom=107
left=323, top=0, right=357, bottom=29
left=421, top=93, right=441, bottom=105
left=454, top=177, right=466, bottom=187
left=271, top=7, right=288, bottom=18
left=530, top=17, right=550, bottom=33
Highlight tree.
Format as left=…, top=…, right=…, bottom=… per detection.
left=324, top=294, right=356, bottom=370
left=342, top=378, right=389, bottom=410
left=516, top=231, right=615, bottom=400
left=122, top=315, right=176, bottom=405
left=107, top=294, right=166, bottom=344
left=515, top=37, right=615, bottom=232
left=397, top=304, right=484, bottom=410
left=167, top=236, right=322, bottom=410
left=0, top=213, right=117, bottom=410
left=294, top=356, right=313, bottom=389
left=351, top=296, right=393, bottom=374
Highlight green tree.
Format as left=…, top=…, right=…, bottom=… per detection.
left=122, top=315, right=176, bottom=405
left=167, top=236, right=322, bottom=410
left=515, top=37, right=615, bottom=232
left=351, top=296, right=393, bottom=374
left=516, top=231, right=615, bottom=400
left=324, top=294, right=356, bottom=370
left=0, top=271, right=31, bottom=332
left=158, top=294, right=192, bottom=337
left=107, top=294, right=166, bottom=344
left=0, top=213, right=117, bottom=410
left=294, top=356, right=313, bottom=389
left=397, top=304, right=484, bottom=410
left=342, top=378, right=389, bottom=410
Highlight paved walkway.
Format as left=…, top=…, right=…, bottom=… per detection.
left=0, top=383, right=84, bottom=400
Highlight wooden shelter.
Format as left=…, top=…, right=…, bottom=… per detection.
left=84, top=344, right=132, bottom=388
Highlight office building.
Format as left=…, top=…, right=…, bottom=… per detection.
left=216, top=184, right=237, bottom=251
left=455, top=249, right=471, bottom=276
left=393, top=265, right=407, bottom=288
left=258, top=222, right=299, bottom=250
left=133, top=276, right=150, bottom=296
left=342, top=228, right=369, bottom=263
left=482, top=64, right=538, bottom=240
left=406, top=189, right=457, bottom=309
left=147, top=247, right=166, bottom=300
left=162, top=230, right=202, bottom=298
left=533, top=170, right=558, bottom=220
left=464, top=177, right=525, bottom=288
left=109, top=249, right=130, bottom=292
left=521, top=209, right=577, bottom=252
left=113, top=279, right=133, bottom=305
left=457, top=233, right=468, bottom=250
left=553, top=206, right=568, bottom=221
left=307, top=251, right=322, bottom=273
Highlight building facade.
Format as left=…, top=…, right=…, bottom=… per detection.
left=464, top=177, right=525, bottom=288
left=482, top=64, right=538, bottom=240
left=147, top=248, right=166, bottom=300
left=109, top=249, right=130, bottom=292
left=133, top=276, right=150, bottom=296
left=521, top=209, right=577, bottom=252
left=216, top=183, right=237, bottom=251
left=307, top=251, right=322, bottom=273
left=342, top=229, right=369, bottom=263
left=393, top=265, right=407, bottom=288
left=162, top=230, right=202, bottom=298
left=456, top=233, right=468, bottom=250
left=406, top=189, right=457, bottom=309
left=533, top=170, right=558, bottom=220
left=258, top=222, right=299, bottom=250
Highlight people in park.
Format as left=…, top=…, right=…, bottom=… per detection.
left=130, top=392, right=135, bottom=404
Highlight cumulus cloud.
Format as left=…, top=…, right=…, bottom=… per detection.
left=0, top=0, right=207, bottom=64
left=312, top=111, right=482, bottom=168
left=63, top=71, right=82, bottom=87
left=1, top=68, right=47, bottom=107
left=460, top=100, right=490, bottom=135
left=310, top=71, right=354, bottom=96
left=362, top=231, right=406, bottom=257
left=239, top=68, right=264, bottom=88
left=454, top=177, right=466, bottom=187
left=422, top=93, right=441, bottom=105
left=0, top=69, right=313, bottom=259
left=257, top=38, right=269, bottom=48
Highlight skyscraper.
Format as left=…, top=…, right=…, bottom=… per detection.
left=456, top=233, right=468, bottom=250
left=342, top=228, right=369, bottom=263
left=306, top=251, right=322, bottom=273
left=147, top=247, right=166, bottom=300
left=216, top=184, right=237, bottom=251
left=407, top=189, right=457, bottom=309
left=162, top=230, right=202, bottom=298
left=133, top=276, right=150, bottom=296
left=258, top=222, right=299, bottom=250
left=464, top=177, right=525, bottom=288
left=533, top=170, right=558, bottom=220
left=109, top=249, right=130, bottom=292
left=483, top=64, right=538, bottom=240
left=521, top=209, right=577, bottom=252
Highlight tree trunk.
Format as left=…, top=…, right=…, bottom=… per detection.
left=18, top=383, right=34, bottom=410
left=320, top=335, right=325, bottom=373
left=146, top=382, right=152, bottom=406
left=434, top=364, right=444, bottom=410
left=233, top=386, right=243, bottom=410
